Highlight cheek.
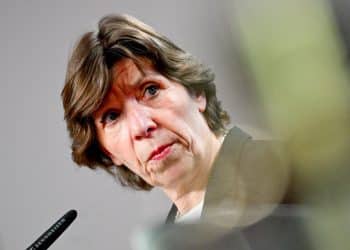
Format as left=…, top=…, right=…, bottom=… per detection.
left=168, top=100, right=203, bottom=132
left=110, top=142, right=129, bottom=163
left=104, top=133, right=146, bottom=178
left=161, top=91, right=197, bottom=120
left=98, top=128, right=131, bottom=164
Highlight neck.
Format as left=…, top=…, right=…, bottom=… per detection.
left=163, top=132, right=225, bottom=215
left=172, top=190, right=206, bottom=215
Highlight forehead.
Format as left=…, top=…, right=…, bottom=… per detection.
left=111, top=58, right=153, bottom=88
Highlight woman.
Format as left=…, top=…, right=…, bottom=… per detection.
left=62, top=14, right=289, bottom=226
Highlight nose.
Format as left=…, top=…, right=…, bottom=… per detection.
left=126, top=101, right=157, bottom=140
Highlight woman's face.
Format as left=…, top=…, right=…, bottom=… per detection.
left=93, top=58, right=214, bottom=190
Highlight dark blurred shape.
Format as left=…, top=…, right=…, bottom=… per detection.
left=134, top=205, right=313, bottom=250
left=330, top=0, right=350, bottom=65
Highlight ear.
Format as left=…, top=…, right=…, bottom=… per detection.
left=195, top=92, right=207, bottom=113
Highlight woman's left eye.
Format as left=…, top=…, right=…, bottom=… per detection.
left=144, top=84, right=159, bottom=97
left=100, top=109, right=120, bottom=125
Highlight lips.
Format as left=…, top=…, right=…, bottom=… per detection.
left=148, top=142, right=174, bottom=161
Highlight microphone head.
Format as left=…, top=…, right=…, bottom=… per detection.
left=26, top=209, right=78, bottom=250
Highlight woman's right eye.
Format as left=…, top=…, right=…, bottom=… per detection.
left=101, top=110, right=120, bottom=125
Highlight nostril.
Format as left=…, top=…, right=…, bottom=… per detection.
left=144, top=126, right=156, bottom=137
left=135, top=135, right=143, bottom=140
left=147, top=126, right=156, bottom=133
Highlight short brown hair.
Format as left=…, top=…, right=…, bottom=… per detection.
left=61, top=14, right=230, bottom=190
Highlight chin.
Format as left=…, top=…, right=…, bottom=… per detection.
left=147, top=146, right=197, bottom=188
left=155, top=162, right=193, bottom=189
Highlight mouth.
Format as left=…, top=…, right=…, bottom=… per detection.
left=148, top=142, right=175, bottom=161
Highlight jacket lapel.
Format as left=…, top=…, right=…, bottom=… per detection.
left=201, top=127, right=252, bottom=227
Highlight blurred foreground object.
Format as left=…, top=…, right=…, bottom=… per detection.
left=133, top=206, right=313, bottom=250
left=231, top=0, right=350, bottom=249
left=132, top=1, right=350, bottom=249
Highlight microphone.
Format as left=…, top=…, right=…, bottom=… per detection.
left=26, top=209, right=78, bottom=250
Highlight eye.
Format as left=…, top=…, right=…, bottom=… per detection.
left=144, top=84, right=159, bottom=98
left=100, top=109, right=120, bottom=125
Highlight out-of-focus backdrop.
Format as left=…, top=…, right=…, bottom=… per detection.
left=1, top=0, right=349, bottom=249
left=0, top=1, right=264, bottom=249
